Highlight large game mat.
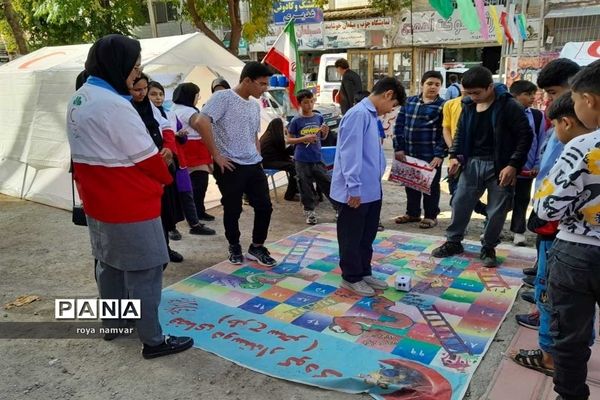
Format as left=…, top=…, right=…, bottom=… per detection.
left=159, top=225, right=534, bottom=399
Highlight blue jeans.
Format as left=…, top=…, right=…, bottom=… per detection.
left=535, top=238, right=554, bottom=353
left=446, top=157, right=513, bottom=247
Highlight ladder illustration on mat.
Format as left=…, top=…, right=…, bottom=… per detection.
left=419, top=305, right=471, bottom=355
left=280, top=236, right=316, bottom=266
left=477, top=269, right=510, bottom=291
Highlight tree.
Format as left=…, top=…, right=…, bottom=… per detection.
left=0, top=0, right=145, bottom=53
left=1, top=0, right=28, bottom=54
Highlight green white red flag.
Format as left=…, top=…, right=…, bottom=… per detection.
left=263, top=20, right=303, bottom=108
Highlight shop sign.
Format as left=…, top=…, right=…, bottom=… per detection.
left=272, top=1, right=323, bottom=25
left=323, top=17, right=392, bottom=49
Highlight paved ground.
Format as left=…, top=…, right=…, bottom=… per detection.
left=0, top=167, right=535, bottom=400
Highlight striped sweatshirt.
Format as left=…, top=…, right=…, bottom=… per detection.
left=533, top=129, right=600, bottom=246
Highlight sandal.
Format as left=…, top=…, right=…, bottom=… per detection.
left=511, top=349, right=554, bottom=376
left=395, top=215, right=422, bottom=224
left=419, top=218, right=438, bottom=229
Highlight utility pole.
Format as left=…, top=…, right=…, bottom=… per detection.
left=146, top=0, right=159, bottom=38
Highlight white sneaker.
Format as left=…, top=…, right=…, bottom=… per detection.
left=363, top=275, right=389, bottom=290
left=513, top=233, right=526, bottom=246
left=305, top=210, right=318, bottom=225
left=341, top=279, right=375, bottom=297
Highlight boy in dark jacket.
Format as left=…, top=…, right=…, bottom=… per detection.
left=432, top=66, right=533, bottom=267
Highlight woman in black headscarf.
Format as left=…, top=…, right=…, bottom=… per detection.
left=68, top=34, right=193, bottom=357
left=130, top=73, right=185, bottom=263
left=259, top=118, right=298, bottom=201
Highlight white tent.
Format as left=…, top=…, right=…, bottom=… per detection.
left=559, top=41, right=600, bottom=66
left=0, top=32, right=270, bottom=211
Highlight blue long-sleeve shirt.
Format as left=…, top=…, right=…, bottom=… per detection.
left=331, top=98, right=386, bottom=204
left=393, top=94, right=446, bottom=162
left=521, top=108, right=547, bottom=174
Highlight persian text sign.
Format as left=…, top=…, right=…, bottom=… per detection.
left=266, top=23, right=324, bottom=50
left=273, top=1, right=323, bottom=25
left=393, top=10, right=498, bottom=45
left=323, top=18, right=392, bottom=49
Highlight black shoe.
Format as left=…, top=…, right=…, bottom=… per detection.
left=168, top=249, right=183, bottom=263
left=432, top=241, right=464, bottom=258
left=198, top=212, right=215, bottom=221
left=284, top=194, right=300, bottom=202
left=523, top=266, right=538, bottom=276
left=522, top=275, right=535, bottom=288
left=247, top=245, right=277, bottom=267
left=521, top=290, right=535, bottom=304
left=142, top=335, right=194, bottom=359
left=168, top=229, right=182, bottom=241
left=228, top=244, right=244, bottom=265
left=480, top=246, right=497, bottom=268
left=189, top=223, right=216, bottom=235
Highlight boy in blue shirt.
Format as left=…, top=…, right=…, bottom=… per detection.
left=508, top=80, right=547, bottom=246
left=331, top=77, right=406, bottom=297
left=287, top=90, right=332, bottom=225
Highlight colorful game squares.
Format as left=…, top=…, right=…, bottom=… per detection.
left=264, top=303, right=307, bottom=322
left=217, top=290, right=255, bottom=307
left=392, top=337, right=442, bottom=364
left=306, top=259, right=338, bottom=273
left=238, top=296, right=279, bottom=315
left=302, top=282, right=337, bottom=297
left=276, top=276, right=311, bottom=291
left=284, top=292, right=322, bottom=308
left=291, top=311, right=333, bottom=332
left=260, top=286, right=296, bottom=303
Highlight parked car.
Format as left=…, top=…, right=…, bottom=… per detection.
left=261, top=87, right=342, bottom=144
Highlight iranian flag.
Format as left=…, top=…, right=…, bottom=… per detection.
left=263, top=20, right=303, bottom=108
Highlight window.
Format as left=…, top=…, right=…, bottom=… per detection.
left=152, top=1, right=179, bottom=24
left=325, top=66, right=341, bottom=82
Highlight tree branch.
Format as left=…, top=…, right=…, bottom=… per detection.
left=2, top=0, right=28, bottom=55
left=185, top=0, right=227, bottom=50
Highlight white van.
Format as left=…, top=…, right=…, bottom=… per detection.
left=316, top=52, right=347, bottom=104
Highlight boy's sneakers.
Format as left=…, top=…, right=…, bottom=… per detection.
left=363, top=275, right=388, bottom=290
left=198, top=212, right=216, bottom=221
left=480, top=246, right=497, bottom=267
left=341, top=279, right=375, bottom=297
left=521, top=291, right=535, bottom=304
left=522, top=275, right=535, bottom=288
left=513, top=233, right=527, bottom=246
left=377, top=221, right=385, bottom=231
left=516, top=312, right=540, bottom=330
left=247, top=245, right=277, bottom=267
left=169, top=229, right=182, bottom=241
left=142, top=335, right=194, bottom=359
left=228, top=244, right=244, bottom=265
left=523, top=266, right=538, bottom=276
left=432, top=241, right=464, bottom=258
left=189, top=223, right=216, bottom=235
left=304, top=210, right=318, bottom=225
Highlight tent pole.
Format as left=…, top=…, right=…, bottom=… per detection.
left=20, top=163, right=28, bottom=199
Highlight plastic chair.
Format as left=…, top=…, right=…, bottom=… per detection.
left=263, top=168, right=280, bottom=202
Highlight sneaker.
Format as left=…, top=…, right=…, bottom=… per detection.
left=432, top=241, right=464, bottom=258
left=377, top=221, right=385, bottom=231
left=228, top=244, right=244, bottom=265
left=168, top=248, right=183, bottom=263
left=523, top=266, right=538, bottom=276
left=189, top=223, right=216, bottom=235
left=334, top=210, right=339, bottom=222
left=521, top=290, right=535, bottom=304
left=522, top=275, right=535, bottom=288
left=198, top=212, right=215, bottom=222
left=480, top=246, right=497, bottom=267
left=142, top=335, right=194, bottom=359
left=513, top=233, right=527, bottom=246
left=516, top=312, right=540, bottom=330
left=305, top=210, right=318, bottom=225
left=168, top=229, right=182, bottom=241
left=247, top=245, right=277, bottom=267
left=341, top=279, right=375, bottom=297
left=363, top=275, right=388, bottom=290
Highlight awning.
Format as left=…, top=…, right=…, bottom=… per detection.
left=559, top=41, right=600, bottom=66
left=546, top=5, right=600, bottom=18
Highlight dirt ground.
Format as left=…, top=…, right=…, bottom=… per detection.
left=0, top=176, right=533, bottom=400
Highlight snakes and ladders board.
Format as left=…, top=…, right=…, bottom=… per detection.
left=159, top=225, right=534, bottom=399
